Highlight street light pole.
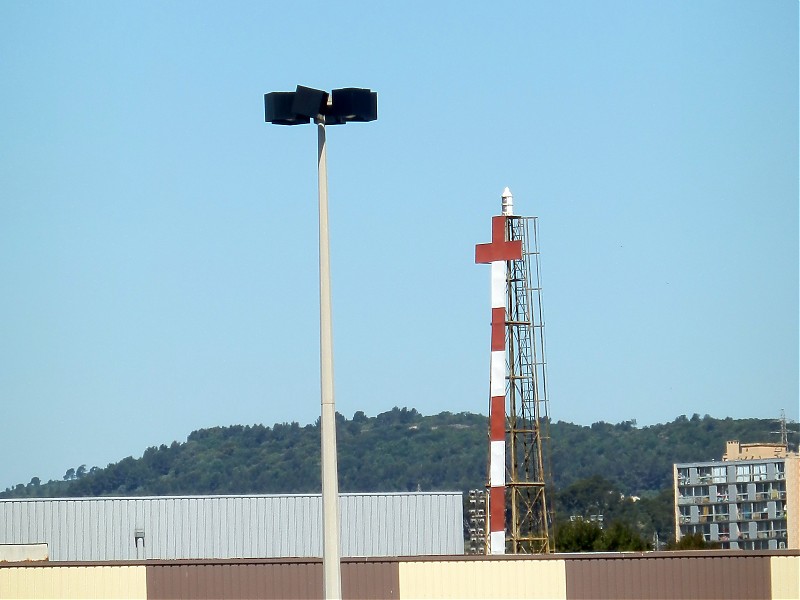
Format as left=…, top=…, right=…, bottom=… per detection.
left=264, top=86, right=377, bottom=600
left=316, top=118, right=341, bottom=600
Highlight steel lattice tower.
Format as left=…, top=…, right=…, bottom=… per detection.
left=475, top=188, right=554, bottom=554
left=506, top=214, right=552, bottom=553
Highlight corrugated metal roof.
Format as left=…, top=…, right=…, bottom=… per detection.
left=0, top=492, right=463, bottom=561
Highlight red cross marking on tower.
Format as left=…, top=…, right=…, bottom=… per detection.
left=475, top=215, right=522, bottom=264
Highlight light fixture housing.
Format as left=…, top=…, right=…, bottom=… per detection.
left=329, top=88, right=377, bottom=123
left=264, top=91, right=310, bottom=125
left=265, top=86, right=377, bottom=125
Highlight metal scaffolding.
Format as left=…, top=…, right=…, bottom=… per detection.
left=503, top=215, right=553, bottom=553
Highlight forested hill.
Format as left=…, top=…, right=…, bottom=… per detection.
left=3, top=409, right=793, bottom=500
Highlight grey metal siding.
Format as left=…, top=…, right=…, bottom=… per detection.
left=0, top=492, right=463, bottom=561
left=340, top=492, right=463, bottom=557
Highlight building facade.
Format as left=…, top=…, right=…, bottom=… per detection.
left=674, top=441, right=799, bottom=550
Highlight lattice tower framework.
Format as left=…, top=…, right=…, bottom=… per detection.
left=504, top=214, right=554, bottom=553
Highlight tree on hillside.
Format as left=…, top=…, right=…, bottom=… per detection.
left=594, top=521, right=649, bottom=552
left=556, top=519, right=650, bottom=552
left=666, top=532, right=720, bottom=550
left=555, top=519, right=603, bottom=552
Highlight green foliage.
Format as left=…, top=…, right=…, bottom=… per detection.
left=556, top=519, right=649, bottom=552
left=554, top=475, right=670, bottom=545
left=549, top=414, right=794, bottom=493
left=1, top=406, right=789, bottom=551
left=594, top=521, right=649, bottom=552
left=555, top=519, right=603, bottom=552
left=666, top=532, right=720, bottom=550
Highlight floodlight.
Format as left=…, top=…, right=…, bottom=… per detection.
left=292, top=85, right=329, bottom=119
left=329, top=88, right=377, bottom=122
left=264, top=92, right=309, bottom=125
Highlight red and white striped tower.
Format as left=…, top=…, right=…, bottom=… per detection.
left=475, top=187, right=521, bottom=555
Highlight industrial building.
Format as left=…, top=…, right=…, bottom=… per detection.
left=674, top=440, right=800, bottom=550
left=0, top=492, right=463, bottom=561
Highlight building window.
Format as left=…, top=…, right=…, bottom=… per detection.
left=677, top=467, right=690, bottom=484
left=697, top=467, right=712, bottom=483
left=739, top=503, right=753, bottom=520
left=753, top=464, right=767, bottom=482
left=712, top=466, right=726, bottom=483
left=712, top=504, right=729, bottom=522
left=735, top=483, right=749, bottom=501
left=679, top=505, right=692, bottom=524
left=736, top=465, right=751, bottom=482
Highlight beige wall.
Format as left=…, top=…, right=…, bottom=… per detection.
left=0, top=565, right=146, bottom=600
left=398, top=559, right=567, bottom=600
left=673, top=465, right=681, bottom=541
left=770, top=556, right=800, bottom=600
left=724, top=441, right=788, bottom=461
left=786, top=455, right=799, bottom=550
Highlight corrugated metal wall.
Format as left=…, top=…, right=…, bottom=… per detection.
left=146, top=559, right=398, bottom=600
left=0, top=565, right=146, bottom=600
left=564, top=552, right=772, bottom=600
left=0, top=492, right=463, bottom=561
left=398, top=557, right=567, bottom=599
left=0, top=551, right=797, bottom=599
left=339, top=493, right=463, bottom=557
left=770, top=556, right=800, bottom=600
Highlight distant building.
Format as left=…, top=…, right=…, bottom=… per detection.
left=0, top=492, right=464, bottom=561
left=674, top=441, right=799, bottom=550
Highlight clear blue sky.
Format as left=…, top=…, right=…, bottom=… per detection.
left=1, top=1, right=797, bottom=488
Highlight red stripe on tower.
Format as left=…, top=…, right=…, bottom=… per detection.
left=475, top=188, right=521, bottom=555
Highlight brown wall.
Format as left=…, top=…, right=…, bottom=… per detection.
left=564, top=552, right=772, bottom=600
left=145, top=558, right=398, bottom=600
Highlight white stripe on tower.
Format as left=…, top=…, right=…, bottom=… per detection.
left=474, top=188, right=522, bottom=556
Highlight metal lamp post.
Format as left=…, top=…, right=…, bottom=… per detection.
left=264, top=85, right=377, bottom=600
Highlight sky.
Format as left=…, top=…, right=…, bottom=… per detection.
left=0, top=1, right=797, bottom=489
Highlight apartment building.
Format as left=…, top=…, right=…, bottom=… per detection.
left=674, top=441, right=799, bottom=550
